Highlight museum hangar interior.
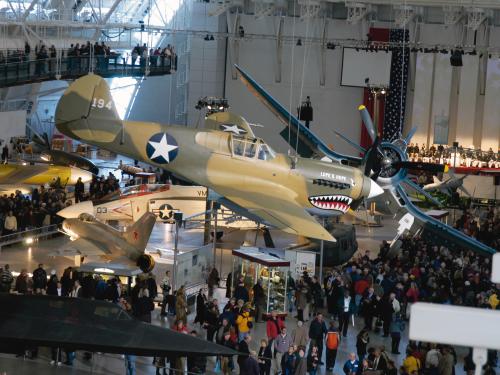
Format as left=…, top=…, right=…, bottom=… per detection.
left=0, top=0, right=499, bottom=374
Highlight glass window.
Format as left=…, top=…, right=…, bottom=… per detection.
left=258, top=144, right=274, bottom=160
left=233, top=139, right=245, bottom=156
left=245, top=141, right=257, bottom=158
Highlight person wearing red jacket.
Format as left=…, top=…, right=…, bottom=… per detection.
left=266, top=310, right=285, bottom=345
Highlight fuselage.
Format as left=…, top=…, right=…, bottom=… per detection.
left=62, top=218, right=140, bottom=262
left=63, top=121, right=377, bottom=217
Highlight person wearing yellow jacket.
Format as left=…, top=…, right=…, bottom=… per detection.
left=402, top=350, right=421, bottom=375
left=236, top=307, right=253, bottom=342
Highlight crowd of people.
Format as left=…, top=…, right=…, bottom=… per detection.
left=0, top=186, right=68, bottom=236
left=0, top=39, right=177, bottom=77
left=453, top=208, right=500, bottom=250
left=407, top=144, right=500, bottom=169
left=1, top=225, right=499, bottom=375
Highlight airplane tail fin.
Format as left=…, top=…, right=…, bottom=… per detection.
left=122, top=212, right=156, bottom=252
left=55, top=74, right=122, bottom=143
left=432, top=176, right=441, bottom=184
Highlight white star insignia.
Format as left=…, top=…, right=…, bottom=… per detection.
left=221, top=124, right=246, bottom=135
left=148, top=134, right=178, bottom=163
left=160, top=206, right=172, bottom=218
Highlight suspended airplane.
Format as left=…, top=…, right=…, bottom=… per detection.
left=423, top=171, right=470, bottom=197
left=58, top=184, right=207, bottom=222
left=233, top=65, right=496, bottom=257
left=0, top=163, right=93, bottom=191
left=53, top=211, right=157, bottom=273
left=54, top=74, right=384, bottom=242
left=0, top=294, right=236, bottom=357
left=57, top=183, right=259, bottom=230
left=27, top=125, right=99, bottom=175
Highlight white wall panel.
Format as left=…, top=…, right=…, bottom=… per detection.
left=224, top=15, right=363, bottom=156
left=481, top=59, right=500, bottom=151
left=455, top=55, right=479, bottom=148
left=429, top=53, right=452, bottom=145
left=410, top=53, right=434, bottom=146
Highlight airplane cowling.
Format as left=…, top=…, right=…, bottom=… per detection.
left=136, top=254, right=155, bottom=273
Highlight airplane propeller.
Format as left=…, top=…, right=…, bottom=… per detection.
left=356, top=106, right=446, bottom=182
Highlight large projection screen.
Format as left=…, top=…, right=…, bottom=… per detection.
left=341, top=48, right=392, bottom=87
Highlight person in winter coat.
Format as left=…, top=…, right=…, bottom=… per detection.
left=292, top=320, right=308, bottom=347
left=281, top=346, right=296, bottom=375
left=257, top=339, right=272, bottom=375
left=32, top=263, right=47, bottom=294
left=307, top=345, right=320, bottom=375
left=194, top=289, right=207, bottom=325
left=294, top=347, right=307, bottom=375
left=325, top=321, right=340, bottom=371
left=338, top=290, right=355, bottom=337
left=356, top=328, right=370, bottom=361
left=236, top=307, right=253, bottom=342
left=15, top=269, right=29, bottom=294
left=308, top=313, right=327, bottom=364
left=242, top=351, right=260, bottom=375
left=234, top=281, right=249, bottom=302
left=266, top=310, right=285, bottom=344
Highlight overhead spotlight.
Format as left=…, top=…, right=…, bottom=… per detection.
left=297, top=38, right=302, bottom=46
left=380, top=88, right=386, bottom=95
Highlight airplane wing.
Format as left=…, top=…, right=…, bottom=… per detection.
left=50, top=238, right=111, bottom=257
left=213, top=186, right=335, bottom=242
left=234, top=65, right=362, bottom=164
left=0, top=164, right=50, bottom=184
left=458, top=185, right=471, bottom=197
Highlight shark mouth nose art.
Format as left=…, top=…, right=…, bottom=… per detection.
left=308, top=195, right=353, bottom=213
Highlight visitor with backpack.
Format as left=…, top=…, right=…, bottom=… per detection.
left=325, top=321, right=340, bottom=371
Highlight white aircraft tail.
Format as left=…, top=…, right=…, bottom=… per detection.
left=432, top=176, right=441, bottom=184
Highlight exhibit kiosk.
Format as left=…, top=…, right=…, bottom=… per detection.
left=232, top=247, right=289, bottom=318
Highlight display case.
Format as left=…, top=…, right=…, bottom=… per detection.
left=232, top=247, right=289, bottom=318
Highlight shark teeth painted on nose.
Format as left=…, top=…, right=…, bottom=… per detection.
left=308, top=195, right=353, bottom=213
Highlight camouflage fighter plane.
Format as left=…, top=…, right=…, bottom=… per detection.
left=54, top=212, right=157, bottom=273
left=55, top=74, right=384, bottom=242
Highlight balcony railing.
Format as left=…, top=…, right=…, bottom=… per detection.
left=0, top=54, right=175, bottom=87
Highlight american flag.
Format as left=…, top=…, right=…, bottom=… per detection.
left=383, top=29, right=410, bottom=142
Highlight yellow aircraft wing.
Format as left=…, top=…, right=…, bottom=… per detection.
left=214, top=186, right=335, bottom=242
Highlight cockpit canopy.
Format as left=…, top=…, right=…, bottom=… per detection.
left=78, top=213, right=96, bottom=222
left=231, top=136, right=276, bottom=161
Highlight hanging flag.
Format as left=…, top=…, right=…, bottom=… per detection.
left=383, top=29, right=410, bottom=142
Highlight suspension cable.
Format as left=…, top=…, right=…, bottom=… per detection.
left=295, top=0, right=312, bottom=157
left=287, top=0, right=297, bottom=156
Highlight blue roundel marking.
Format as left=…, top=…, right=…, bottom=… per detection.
left=146, top=132, right=179, bottom=164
